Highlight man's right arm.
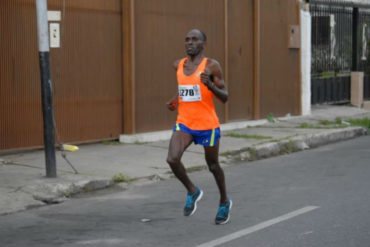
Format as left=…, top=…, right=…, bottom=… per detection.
left=166, top=92, right=179, bottom=111
left=166, top=59, right=181, bottom=111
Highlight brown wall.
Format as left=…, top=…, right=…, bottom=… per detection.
left=227, top=0, right=254, bottom=121
left=0, top=0, right=123, bottom=151
left=259, top=0, right=300, bottom=118
left=48, top=0, right=123, bottom=142
left=0, top=0, right=301, bottom=151
left=0, top=0, right=43, bottom=150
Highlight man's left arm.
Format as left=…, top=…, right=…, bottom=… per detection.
left=200, top=59, right=228, bottom=103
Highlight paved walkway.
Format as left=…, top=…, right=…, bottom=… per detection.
left=1, top=105, right=369, bottom=215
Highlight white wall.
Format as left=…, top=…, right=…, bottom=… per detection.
left=301, top=9, right=312, bottom=116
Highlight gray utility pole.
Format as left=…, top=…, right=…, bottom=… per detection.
left=35, top=0, right=57, bottom=178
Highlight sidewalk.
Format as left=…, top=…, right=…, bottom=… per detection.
left=1, top=105, right=369, bottom=215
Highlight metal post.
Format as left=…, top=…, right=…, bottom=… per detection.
left=352, top=7, right=359, bottom=71
left=253, top=0, right=260, bottom=119
left=35, top=0, right=57, bottom=178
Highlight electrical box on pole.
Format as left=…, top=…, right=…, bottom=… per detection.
left=35, top=0, right=57, bottom=178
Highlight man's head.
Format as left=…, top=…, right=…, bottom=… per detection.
left=185, top=29, right=207, bottom=56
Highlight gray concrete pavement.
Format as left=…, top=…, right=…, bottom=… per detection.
left=1, top=105, right=369, bottom=215
left=2, top=136, right=370, bottom=247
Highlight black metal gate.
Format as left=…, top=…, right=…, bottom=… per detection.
left=365, top=76, right=370, bottom=99
left=311, top=76, right=350, bottom=104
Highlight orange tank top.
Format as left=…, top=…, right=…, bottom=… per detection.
left=176, top=57, right=220, bottom=130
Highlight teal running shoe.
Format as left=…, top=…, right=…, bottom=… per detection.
left=215, top=198, right=232, bottom=225
left=183, top=187, right=203, bottom=216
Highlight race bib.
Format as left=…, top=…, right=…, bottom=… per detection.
left=178, top=85, right=202, bottom=102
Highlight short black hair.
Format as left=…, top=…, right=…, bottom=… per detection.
left=199, top=30, right=207, bottom=42
left=187, top=29, right=207, bottom=42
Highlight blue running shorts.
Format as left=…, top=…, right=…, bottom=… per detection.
left=173, top=123, right=221, bottom=147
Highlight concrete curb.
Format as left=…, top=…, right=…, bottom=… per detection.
left=23, top=177, right=114, bottom=204
left=228, top=127, right=368, bottom=162
left=0, top=177, right=114, bottom=215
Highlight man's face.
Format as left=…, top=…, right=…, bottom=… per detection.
left=185, top=30, right=204, bottom=56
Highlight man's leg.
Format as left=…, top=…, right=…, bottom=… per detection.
left=205, top=141, right=232, bottom=224
left=204, top=141, right=227, bottom=204
left=167, top=131, right=196, bottom=193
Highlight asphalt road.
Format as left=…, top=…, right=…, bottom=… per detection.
left=1, top=136, right=370, bottom=247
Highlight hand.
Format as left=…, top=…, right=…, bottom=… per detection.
left=166, top=99, right=178, bottom=111
left=200, top=69, right=214, bottom=90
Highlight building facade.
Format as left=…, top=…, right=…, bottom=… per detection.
left=0, top=0, right=303, bottom=151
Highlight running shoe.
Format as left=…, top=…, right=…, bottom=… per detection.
left=183, top=187, right=203, bottom=216
left=215, top=198, right=232, bottom=225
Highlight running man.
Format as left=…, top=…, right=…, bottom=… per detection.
left=166, top=29, right=231, bottom=225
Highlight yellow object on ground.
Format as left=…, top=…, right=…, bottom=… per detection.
left=62, top=144, right=79, bottom=152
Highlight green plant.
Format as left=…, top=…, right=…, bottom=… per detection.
left=319, top=120, right=333, bottom=125
left=267, top=113, right=276, bottom=123
left=299, top=122, right=347, bottom=129
left=335, top=117, right=342, bottom=124
left=318, top=119, right=344, bottom=126
left=113, top=173, right=131, bottom=183
left=347, top=117, right=370, bottom=129
left=226, top=133, right=272, bottom=140
left=299, top=122, right=315, bottom=128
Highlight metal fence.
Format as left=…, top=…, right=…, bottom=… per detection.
left=358, top=10, right=370, bottom=75
left=359, top=10, right=370, bottom=100
left=310, top=2, right=353, bottom=78
left=310, top=0, right=370, bottom=103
